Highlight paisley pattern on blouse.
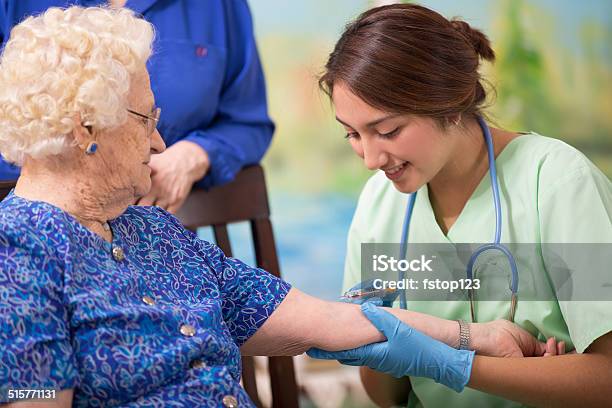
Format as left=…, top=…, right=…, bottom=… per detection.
left=0, top=192, right=291, bottom=406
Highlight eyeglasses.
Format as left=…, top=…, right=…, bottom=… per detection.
left=127, top=107, right=161, bottom=136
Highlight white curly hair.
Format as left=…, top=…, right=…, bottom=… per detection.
left=0, top=6, right=155, bottom=165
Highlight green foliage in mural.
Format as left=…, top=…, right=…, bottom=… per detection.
left=492, top=0, right=556, bottom=131
left=489, top=0, right=612, bottom=175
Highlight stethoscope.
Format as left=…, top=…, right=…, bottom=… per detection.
left=398, top=116, right=518, bottom=322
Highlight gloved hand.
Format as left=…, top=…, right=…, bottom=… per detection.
left=340, top=279, right=400, bottom=307
left=307, top=303, right=475, bottom=392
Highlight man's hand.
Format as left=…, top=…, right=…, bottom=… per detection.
left=137, top=140, right=210, bottom=213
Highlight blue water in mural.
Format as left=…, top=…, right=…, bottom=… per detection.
left=198, top=192, right=358, bottom=301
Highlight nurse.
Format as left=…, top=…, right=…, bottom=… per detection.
left=308, top=3, right=612, bottom=407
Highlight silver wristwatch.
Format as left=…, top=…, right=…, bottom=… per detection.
left=457, top=319, right=470, bottom=350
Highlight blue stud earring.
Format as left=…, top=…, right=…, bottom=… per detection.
left=85, top=141, right=98, bottom=155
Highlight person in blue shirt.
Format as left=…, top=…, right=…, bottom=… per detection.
left=0, top=0, right=274, bottom=213
left=0, top=5, right=558, bottom=407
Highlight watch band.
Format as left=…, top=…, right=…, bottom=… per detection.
left=457, top=319, right=470, bottom=350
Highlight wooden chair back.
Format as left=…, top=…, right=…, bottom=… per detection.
left=0, top=181, right=15, bottom=201
left=176, top=165, right=299, bottom=408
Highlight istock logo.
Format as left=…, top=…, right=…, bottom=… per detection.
left=372, top=254, right=435, bottom=272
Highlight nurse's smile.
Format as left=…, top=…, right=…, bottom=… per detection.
left=383, top=161, right=409, bottom=181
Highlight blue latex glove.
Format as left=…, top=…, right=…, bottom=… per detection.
left=340, top=278, right=400, bottom=307
left=307, top=303, right=475, bottom=393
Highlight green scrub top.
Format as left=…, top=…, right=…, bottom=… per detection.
left=342, top=134, right=612, bottom=408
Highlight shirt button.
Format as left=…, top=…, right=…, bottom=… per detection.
left=189, top=359, right=206, bottom=369
left=180, top=324, right=196, bottom=337
left=222, top=395, right=238, bottom=408
left=142, top=295, right=156, bottom=306
left=195, top=45, right=208, bottom=57
left=112, top=246, right=125, bottom=261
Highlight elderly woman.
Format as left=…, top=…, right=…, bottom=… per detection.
left=0, top=6, right=558, bottom=408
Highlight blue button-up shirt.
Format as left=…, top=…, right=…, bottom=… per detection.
left=0, top=192, right=291, bottom=406
left=0, top=0, right=274, bottom=188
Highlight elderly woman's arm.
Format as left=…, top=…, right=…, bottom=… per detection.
left=241, top=288, right=544, bottom=357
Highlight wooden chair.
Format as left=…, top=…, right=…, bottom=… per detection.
left=176, top=165, right=299, bottom=408
left=0, top=165, right=300, bottom=407
left=0, top=180, right=14, bottom=201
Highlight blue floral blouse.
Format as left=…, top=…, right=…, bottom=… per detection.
left=0, top=192, right=291, bottom=407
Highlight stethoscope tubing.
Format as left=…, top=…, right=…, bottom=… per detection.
left=398, top=116, right=518, bottom=321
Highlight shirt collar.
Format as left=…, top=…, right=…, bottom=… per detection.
left=124, top=0, right=158, bottom=15
left=79, top=0, right=158, bottom=15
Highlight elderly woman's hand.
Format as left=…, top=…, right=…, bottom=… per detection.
left=137, top=140, right=209, bottom=213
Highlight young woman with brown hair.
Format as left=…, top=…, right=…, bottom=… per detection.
left=308, top=4, right=612, bottom=407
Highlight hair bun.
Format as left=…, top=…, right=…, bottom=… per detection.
left=451, top=19, right=495, bottom=62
